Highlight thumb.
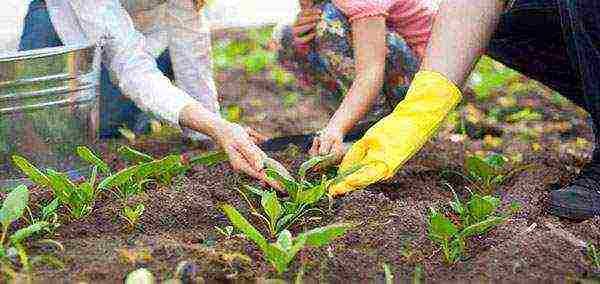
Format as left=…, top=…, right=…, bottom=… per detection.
left=329, top=162, right=387, bottom=196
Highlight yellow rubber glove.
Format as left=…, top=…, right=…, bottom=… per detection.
left=329, top=70, right=462, bottom=196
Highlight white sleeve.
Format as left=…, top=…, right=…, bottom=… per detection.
left=71, top=0, right=199, bottom=126
left=166, top=0, right=219, bottom=114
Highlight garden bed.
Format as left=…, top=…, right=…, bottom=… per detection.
left=22, top=139, right=599, bottom=282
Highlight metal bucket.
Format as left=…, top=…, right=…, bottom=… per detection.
left=0, top=44, right=101, bottom=188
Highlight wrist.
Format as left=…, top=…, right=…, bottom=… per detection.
left=179, top=103, right=229, bottom=141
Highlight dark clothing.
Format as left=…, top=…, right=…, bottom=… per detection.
left=488, top=0, right=600, bottom=148
left=19, top=0, right=175, bottom=138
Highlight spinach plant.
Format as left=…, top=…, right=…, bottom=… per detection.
left=120, top=203, right=145, bottom=231
left=221, top=204, right=351, bottom=273
left=445, top=154, right=532, bottom=194
left=239, top=155, right=359, bottom=236
left=428, top=192, right=520, bottom=264
left=12, top=147, right=104, bottom=220
left=588, top=242, right=600, bottom=270
left=102, top=146, right=228, bottom=198
left=0, top=185, right=61, bottom=273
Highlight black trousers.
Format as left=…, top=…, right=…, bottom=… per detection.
left=488, top=0, right=600, bottom=150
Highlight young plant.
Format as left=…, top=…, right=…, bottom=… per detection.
left=120, top=203, right=145, bottom=230
left=104, top=146, right=229, bottom=198
left=0, top=185, right=61, bottom=273
left=587, top=242, right=600, bottom=270
left=12, top=149, right=103, bottom=220
left=240, top=155, right=360, bottom=236
left=24, top=198, right=61, bottom=234
left=221, top=204, right=351, bottom=273
left=454, top=153, right=532, bottom=194
left=428, top=192, right=520, bottom=264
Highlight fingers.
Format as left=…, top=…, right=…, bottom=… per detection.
left=329, top=162, right=388, bottom=196
left=244, top=127, right=268, bottom=144
left=228, top=146, right=263, bottom=180
left=309, top=137, right=320, bottom=156
left=318, top=136, right=333, bottom=156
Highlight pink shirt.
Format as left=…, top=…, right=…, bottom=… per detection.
left=333, top=0, right=439, bottom=58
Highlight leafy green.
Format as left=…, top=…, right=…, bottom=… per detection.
left=11, top=155, right=50, bottom=187
left=428, top=193, right=518, bottom=264
left=76, top=146, right=111, bottom=175
left=464, top=154, right=531, bottom=194
left=121, top=204, right=145, bottom=230
left=221, top=203, right=351, bottom=274
left=0, top=185, right=29, bottom=230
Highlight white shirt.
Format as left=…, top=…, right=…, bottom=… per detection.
left=1, top=0, right=219, bottom=127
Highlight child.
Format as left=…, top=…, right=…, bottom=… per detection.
left=275, top=0, right=439, bottom=160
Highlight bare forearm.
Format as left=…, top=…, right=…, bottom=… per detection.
left=421, top=0, right=504, bottom=86
left=329, top=68, right=385, bottom=134
left=179, top=103, right=228, bottom=141
left=327, top=17, right=386, bottom=134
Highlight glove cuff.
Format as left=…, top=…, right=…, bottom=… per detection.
left=411, top=70, right=462, bottom=99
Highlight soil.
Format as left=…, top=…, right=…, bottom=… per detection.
left=6, top=30, right=600, bottom=282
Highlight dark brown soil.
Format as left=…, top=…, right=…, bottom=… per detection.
left=21, top=138, right=598, bottom=283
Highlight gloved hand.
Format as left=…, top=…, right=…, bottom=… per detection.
left=329, top=70, right=462, bottom=196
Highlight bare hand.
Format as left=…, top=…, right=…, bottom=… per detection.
left=216, top=122, right=281, bottom=189
left=310, top=126, right=346, bottom=163
left=293, top=8, right=321, bottom=46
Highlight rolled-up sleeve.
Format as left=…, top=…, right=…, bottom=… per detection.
left=332, top=0, right=394, bottom=22
left=72, top=0, right=199, bottom=126
left=166, top=0, right=219, bottom=114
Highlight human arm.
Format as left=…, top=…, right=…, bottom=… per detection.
left=310, top=16, right=387, bottom=160
left=330, top=0, right=505, bottom=195
left=71, top=0, right=285, bottom=186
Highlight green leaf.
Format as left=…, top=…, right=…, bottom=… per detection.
left=10, top=222, right=49, bottom=244
left=98, top=165, right=140, bottom=190
left=467, top=194, right=500, bottom=224
left=459, top=215, right=507, bottom=238
left=12, top=156, right=50, bottom=187
left=188, top=151, right=229, bottom=167
left=41, top=199, right=60, bottom=221
left=221, top=204, right=267, bottom=248
left=135, top=155, right=181, bottom=181
left=118, top=145, right=154, bottom=164
left=298, top=154, right=335, bottom=180
left=245, top=185, right=267, bottom=197
left=76, top=146, right=111, bottom=175
left=295, top=184, right=326, bottom=206
left=428, top=208, right=458, bottom=242
left=263, top=243, right=292, bottom=274
left=261, top=191, right=282, bottom=225
left=0, top=185, right=29, bottom=228
left=383, top=263, right=394, bottom=284
left=265, top=168, right=299, bottom=198
left=485, top=154, right=507, bottom=168
left=276, top=230, right=293, bottom=252
left=276, top=214, right=296, bottom=232
left=297, top=223, right=352, bottom=247
left=46, top=169, right=79, bottom=202
left=466, top=155, right=497, bottom=181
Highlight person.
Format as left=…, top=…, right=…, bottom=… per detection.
left=7, top=0, right=283, bottom=187
left=274, top=0, right=437, bottom=161
left=330, top=0, right=600, bottom=220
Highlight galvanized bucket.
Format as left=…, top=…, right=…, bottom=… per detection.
left=0, top=44, right=101, bottom=188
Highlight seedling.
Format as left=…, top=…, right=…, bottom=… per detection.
left=428, top=192, right=520, bottom=264
left=214, top=225, right=234, bottom=239
left=120, top=204, right=145, bottom=231
left=221, top=204, right=351, bottom=273
left=445, top=153, right=531, bottom=194
left=24, top=198, right=61, bottom=234
left=240, top=155, right=360, bottom=236
left=101, top=146, right=228, bottom=199
left=12, top=149, right=102, bottom=220
left=0, top=185, right=62, bottom=274
left=587, top=242, right=600, bottom=270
